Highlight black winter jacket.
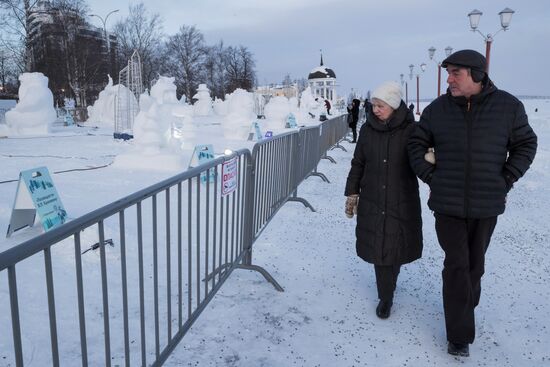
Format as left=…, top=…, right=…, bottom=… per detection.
left=345, top=102, right=423, bottom=265
left=407, top=81, right=537, bottom=218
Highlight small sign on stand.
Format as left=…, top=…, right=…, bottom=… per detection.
left=221, top=157, right=238, bottom=196
left=247, top=121, right=263, bottom=141
left=264, top=131, right=273, bottom=139
left=7, top=167, right=67, bottom=238
left=285, top=113, right=297, bottom=128
left=189, top=144, right=216, bottom=183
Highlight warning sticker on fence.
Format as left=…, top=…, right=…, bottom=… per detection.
left=221, top=157, right=238, bottom=196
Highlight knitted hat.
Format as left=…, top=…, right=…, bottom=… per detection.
left=441, top=49, right=487, bottom=82
left=371, top=81, right=402, bottom=110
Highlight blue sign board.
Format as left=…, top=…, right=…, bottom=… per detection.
left=254, top=121, right=263, bottom=140
left=265, top=131, right=273, bottom=139
left=189, top=144, right=216, bottom=183
left=286, top=113, right=297, bottom=128
left=7, top=166, right=67, bottom=237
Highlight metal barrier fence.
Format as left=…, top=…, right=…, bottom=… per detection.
left=0, top=115, right=348, bottom=366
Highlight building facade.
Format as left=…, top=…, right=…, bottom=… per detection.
left=28, top=1, right=118, bottom=107
left=307, top=55, right=337, bottom=102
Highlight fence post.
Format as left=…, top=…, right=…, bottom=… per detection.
left=243, top=154, right=255, bottom=266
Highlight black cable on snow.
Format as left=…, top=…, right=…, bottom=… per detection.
left=0, top=161, right=114, bottom=185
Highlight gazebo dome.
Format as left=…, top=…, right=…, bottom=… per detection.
left=307, top=53, right=338, bottom=102
left=308, top=66, right=336, bottom=80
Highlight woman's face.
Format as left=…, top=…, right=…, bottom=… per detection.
left=372, top=98, right=394, bottom=121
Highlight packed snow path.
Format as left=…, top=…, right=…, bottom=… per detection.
left=166, top=124, right=550, bottom=366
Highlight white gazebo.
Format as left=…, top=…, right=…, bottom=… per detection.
left=307, top=54, right=337, bottom=102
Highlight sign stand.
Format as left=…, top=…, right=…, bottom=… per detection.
left=7, top=167, right=67, bottom=238
left=247, top=121, right=263, bottom=141
left=189, top=144, right=216, bottom=183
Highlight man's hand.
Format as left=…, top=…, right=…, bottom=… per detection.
left=345, top=195, right=359, bottom=218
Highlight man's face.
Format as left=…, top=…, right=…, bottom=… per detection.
left=446, top=65, right=482, bottom=98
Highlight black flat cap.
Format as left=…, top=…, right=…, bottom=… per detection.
left=441, top=49, right=486, bottom=72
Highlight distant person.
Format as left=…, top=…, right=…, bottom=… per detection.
left=535, top=108, right=538, bottom=112
left=407, top=103, right=415, bottom=121
left=345, top=81, right=423, bottom=319
left=325, top=99, right=332, bottom=115
left=363, top=99, right=372, bottom=121
left=346, top=98, right=360, bottom=143
left=408, top=49, right=537, bottom=358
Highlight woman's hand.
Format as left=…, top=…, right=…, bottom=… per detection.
left=345, top=195, right=359, bottom=218
left=424, top=148, right=436, bottom=164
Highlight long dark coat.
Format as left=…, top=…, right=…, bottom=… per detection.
left=345, top=102, right=423, bottom=265
left=407, top=81, right=538, bottom=218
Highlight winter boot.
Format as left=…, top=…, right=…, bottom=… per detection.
left=447, top=342, right=469, bottom=357
left=375, top=300, right=392, bottom=319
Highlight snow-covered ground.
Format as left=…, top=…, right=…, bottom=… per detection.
left=160, top=99, right=550, bottom=367
left=0, top=98, right=549, bottom=366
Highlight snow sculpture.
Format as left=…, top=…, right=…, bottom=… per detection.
left=86, top=75, right=118, bottom=126
left=264, top=96, right=291, bottom=131
left=5, top=72, right=56, bottom=135
left=223, top=88, right=256, bottom=140
left=132, top=76, right=177, bottom=153
left=114, top=76, right=185, bottom=171
left=192, top=83, right=213, bottom=116
left=213, top=97, right=228, bottom=116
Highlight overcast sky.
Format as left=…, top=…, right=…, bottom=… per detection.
left=87, top=0, right=550, bottom=98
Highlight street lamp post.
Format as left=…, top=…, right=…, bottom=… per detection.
left=428, top=46, right=453, bottom=97
left=399, top=73, right=406, bottom=104
left=90, top=9, right=119, bottom=55
left=467, top=8, right=515, bottom=74
left=411, top=63, right=426, bottom=115
left=408, top=64, right=414, bottom=106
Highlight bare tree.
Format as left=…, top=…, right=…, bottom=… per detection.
left=203, top=40, right=228, bottom=99
left=0, top=48, right=17, bottom=90
left=164, top=25, right=207, bottom=101
left=113, top=2, right=163, bottom=90
left=225, top=45, right=256, bottom=92
left=0, top=0, right=41, bottom=71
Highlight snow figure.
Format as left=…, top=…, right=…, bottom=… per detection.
left=5, top=73, right=56, bottom=135
left=223, top=88, right=256, bottom=140
left=113, top=76, right=186, bottom=171
left=132, top=76, right=177, bottom=152
left=86, top=75, right=118, bottom=127
left=263, top=96, right=291, bottom=131
left=298, top=87, right=323, bottom=126
left=138, top=91, right=153, bottom=114
left=213, top=97, right=228, bottom=116
left=192, top=84, right=213, bottom=116
left=172, top=98, right=195, bottom=143
left=289, top=96, right=299, bottom=115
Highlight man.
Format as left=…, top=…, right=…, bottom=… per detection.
left=407, top=50, right=537, bottom=357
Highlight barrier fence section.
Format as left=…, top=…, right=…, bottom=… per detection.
left=0, top=115, right=348, bottom=367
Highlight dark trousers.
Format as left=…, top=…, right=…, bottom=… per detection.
left=435, top=213, right=498, bottom=344
left=350, top=124, right=357, bottom=142
left=374, top=264, right=401, bottom=301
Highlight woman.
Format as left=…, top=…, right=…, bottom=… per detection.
left=344, top=81, right=423, bottom=319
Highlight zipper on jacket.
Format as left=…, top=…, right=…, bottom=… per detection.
left=464, top=100, right=472, bottom=217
